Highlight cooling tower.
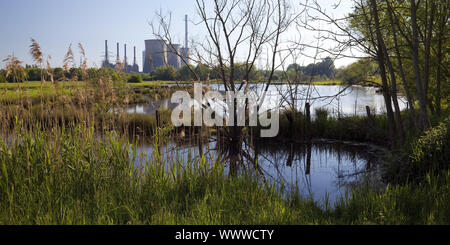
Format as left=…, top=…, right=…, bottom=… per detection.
left=180, top=47, right=190, bottom=66
left=167, top=44, right=181, bottom=69
left=143, top=39, right=167, bottom=73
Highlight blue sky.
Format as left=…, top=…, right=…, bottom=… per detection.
left=0, top=0, right=197, bottom=70
left=0, top=0, right=357, bottom=71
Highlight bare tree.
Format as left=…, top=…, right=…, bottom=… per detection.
left=152, top=0, right=294, bottom=168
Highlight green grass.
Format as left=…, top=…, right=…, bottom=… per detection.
left=0, top=81, right=84, bottom=90
left=0, top=124, right=449, bottom=225
left=309, top=80, right=344, bottom=86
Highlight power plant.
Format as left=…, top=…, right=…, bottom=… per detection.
left=142, top=14, right=190, bottom=73
left=102, top=40, right=139, bottom=73
left=102, top=14, right=190, bottom=74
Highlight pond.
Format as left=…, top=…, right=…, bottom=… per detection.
left=131, top=138, right=385, bottom=206
left=125, top=84, right=394, bottom=206
left=128, top=84, right=407, bottom=118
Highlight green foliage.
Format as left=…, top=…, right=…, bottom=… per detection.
left=234, top=63, right=261, bottom=82
left=151, top=66, right=177, bottom=81
left=273, top=109, right=389, bottom=144
left=127, top=74, right=143, bottom=83
left=53, top=67, right=65, bottom=81
left=336, top=59, right=379, bottom=85
left=177, top=64, right=195, bottom=81
left=25, top=67, right=43, bottom=81
left=0, top=70, right=6, bottom=83
left=410, top=117, right=450, bottom=176
left=194, top=64, right=211, bottom=81
left=0, top=124, right=449, bottom=224
left=287, top=57, right=337, bottom=80
left=3, top=55, right=28, bottom=83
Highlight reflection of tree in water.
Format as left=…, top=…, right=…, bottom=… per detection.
left=211, top=138, right=383, bottom=196
left=135, top=134, right=384, bottom=203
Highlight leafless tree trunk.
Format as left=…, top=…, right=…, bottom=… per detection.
left=153, top=0, right=293, bottom=168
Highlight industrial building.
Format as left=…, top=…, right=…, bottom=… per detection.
left=102, top=40, right=139, bottom=73
left=142, top=15, right=190, bottom=73
left=103, top=14, right=190, bottom=74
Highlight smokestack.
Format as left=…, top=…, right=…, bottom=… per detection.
left=185, top=14, right=188, bottom=49
left=133, top=46, right=137, bottom=65
left=105, top=40, right=109, bottom=63
left=124, top=44, right=127, bottom=65
left=116, top=42, right=120, bottom=62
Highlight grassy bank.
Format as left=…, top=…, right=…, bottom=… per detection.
left=0, top=124, right=449, bottom=225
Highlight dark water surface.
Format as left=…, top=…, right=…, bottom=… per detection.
left=126, top=84, right=392, bottom=205
left=131, top=139, right=386, bottom=206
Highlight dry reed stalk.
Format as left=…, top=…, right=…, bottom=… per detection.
left=63, top=44, right=74, bottom=75
left=78, top=43, right=88, bottom=78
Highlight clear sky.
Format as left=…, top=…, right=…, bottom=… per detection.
left=0, top=0, right=358, bottom=71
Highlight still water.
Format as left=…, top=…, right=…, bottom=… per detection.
left=131, top=139, right=385, bottom=206
left=128, top=84, right=407, bottom=118
left=126, top=85, right=392, bottom=205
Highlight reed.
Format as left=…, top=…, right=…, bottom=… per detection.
left=0, top=39, right=449, bottom=225
left=0, top=123, right=449, bottom=224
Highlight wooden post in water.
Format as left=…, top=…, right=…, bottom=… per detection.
left=305, top=142, right=312, bottom=175
left=305, top=103, right=312, bottom=141
left=305, top=103, right=312, bottom=175
left=366, top=106, right=374, bottom=126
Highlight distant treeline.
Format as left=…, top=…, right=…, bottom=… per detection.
left=0, top=57, right=379, bottom=84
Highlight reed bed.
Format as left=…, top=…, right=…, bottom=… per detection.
left=0, top=40, right=449, bottom=225
left=1, top=122, right=449, bottom=225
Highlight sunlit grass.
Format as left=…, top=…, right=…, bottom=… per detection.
left=0, top=124, right=449, bottom=225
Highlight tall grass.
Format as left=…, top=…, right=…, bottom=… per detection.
left=0, top=124, right=449, bottom=224
left=0, top=39, right=449, bottom=225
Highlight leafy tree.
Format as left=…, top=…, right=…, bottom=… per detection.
left=337, top=59, right=378, bottom=84
left=177, top=64, right=195, bottom=81
left=141, top=73, right=152, bottom=81
left=127, top=74, right=143, bottom=83
left=287, top=57, right=336, bottom=80
left=3, top=55, right=27, bottom=83
left=151, top=66, right=177, bottom=81
left=25, top=67, right=43, bottom=81
left=53, top=68, right=65, bottom=81
left=194, top=64, right=211, bottom=81
left=234, top=63, right=261, bottom=82
left=0, top=70, right=6, bottom=83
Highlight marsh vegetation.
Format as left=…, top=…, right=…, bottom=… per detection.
left=0, top=0, right=449, bottom=225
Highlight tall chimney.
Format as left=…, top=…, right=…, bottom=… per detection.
left=105, top=40, right=109, bottom=63
left=124, top=44, right=127, bottom=65
left=116, top=42, right=120, bottom=62
left=185, top=14, right=188, bottom=49
left=133, top=46, right=137, bottom=65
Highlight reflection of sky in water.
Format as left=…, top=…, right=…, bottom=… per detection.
left=127, top=85, right=407, bottom=118
left=130, top=141, right=383, bottom=207
left=125, top=84, right=389, bottom=206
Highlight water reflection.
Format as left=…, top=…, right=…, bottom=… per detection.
left=127, top=84, right=407, bottom=118
left=131, top=139, right=385, bottom=206
left=124, top=84, right=391, bottom=206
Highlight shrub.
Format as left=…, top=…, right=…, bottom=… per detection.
left=151, top=66, right=177, bottom=81
left=0, top=70, right=6, bottom=83
left=127, top=74, right=143, bottom=83
left=410, top=117, right=450, bottom=177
